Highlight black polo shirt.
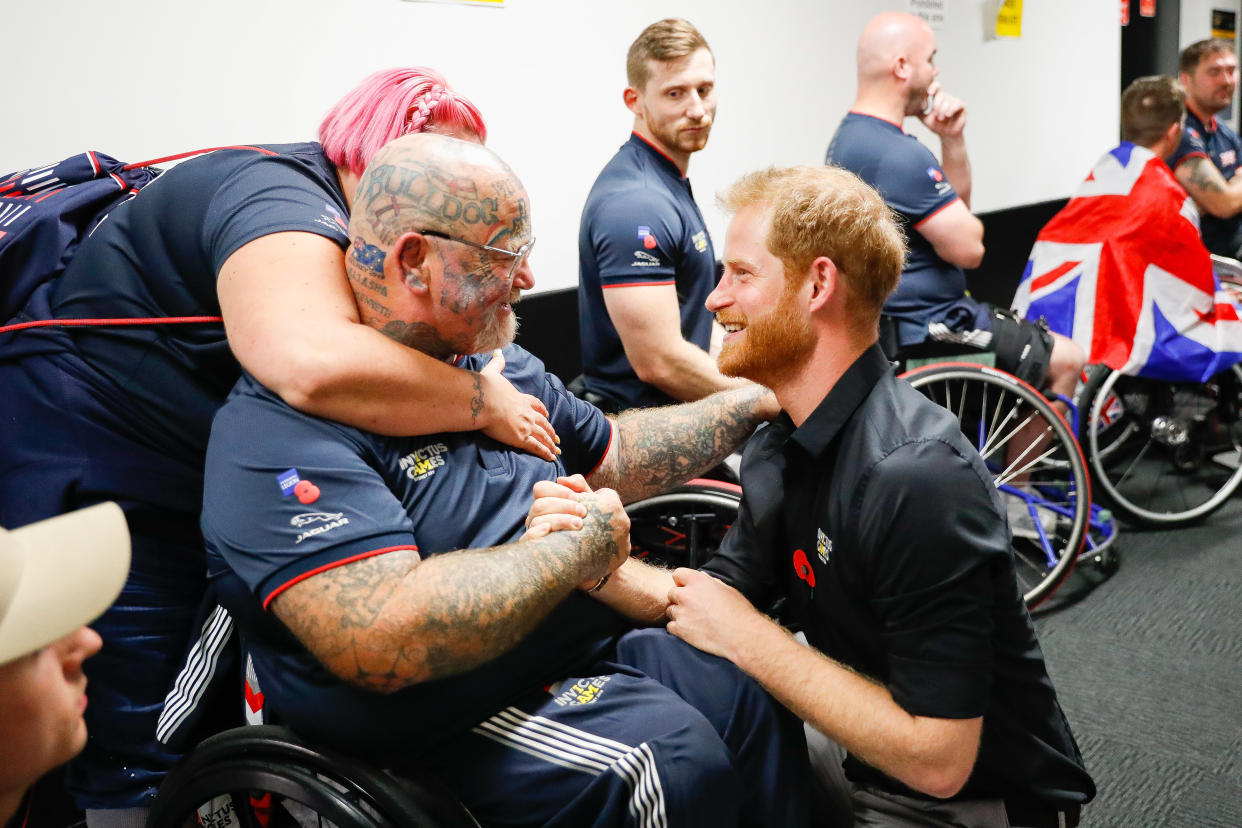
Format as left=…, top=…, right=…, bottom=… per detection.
left=705, top=344, right=1094, bottom=810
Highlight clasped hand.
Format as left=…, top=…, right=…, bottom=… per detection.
left=666, top=568, right=760, bottom=662
left=522, top=474, right=630, bottom=589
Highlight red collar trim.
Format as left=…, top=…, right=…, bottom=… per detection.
left=631, top=132, right=687, bottom=177
left=1186, top=102, right=1218, bottom=132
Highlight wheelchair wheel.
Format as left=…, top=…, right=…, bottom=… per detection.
left=901, top=363, right=1090, bottom=609
left=146, top=725, right=480, bottom=828
left=1078, top=364, right=1242, bottom=527
left=625, top=479, right=741, bottom=569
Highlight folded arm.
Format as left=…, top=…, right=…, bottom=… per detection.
left=1174, top=155, right=1242, bottom=218
left=219, top=232, right=557, bottom=458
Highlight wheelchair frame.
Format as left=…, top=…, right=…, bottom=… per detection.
left=1075, top=362, right=1242, bottom=527
left=899, top=361, right=1117, bottom=608
left=146, top=724, right=480, bottom=828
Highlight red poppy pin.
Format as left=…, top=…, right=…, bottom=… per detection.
left=793, top=548, right=816, bottom=588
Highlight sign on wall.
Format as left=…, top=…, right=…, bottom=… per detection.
left=996, top=0, right=1024, bottom=37
left=909, top=0, right=947, bottom=30
left=1213, top=8, right=1238, bottom=39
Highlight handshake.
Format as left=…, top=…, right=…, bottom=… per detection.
left=522, top=474, right=631, bottom=591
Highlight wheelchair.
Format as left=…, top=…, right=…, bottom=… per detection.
left=146, top=608, right=481, bottom=828
left=1074, top=350, right=1242, bottom=528
left=1069, top=257, right=1242, bottom=528
left=626, top=477, right=742, bottom=570
left=895, top=352, right=1116, bottom=609
left=146, top=724, right=480, bottom=828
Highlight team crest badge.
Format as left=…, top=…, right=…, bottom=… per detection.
left=816, top=528, right=832, bottom=564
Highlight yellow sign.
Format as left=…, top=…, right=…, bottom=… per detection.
left=996, top=0, right=1023, bottom=38
left=1212, top=10, right=1237, bottom=41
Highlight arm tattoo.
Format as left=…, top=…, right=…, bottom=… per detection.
left=592, top=385, right=768, bottom=503
left=469, top=371, right=484, bottom=422
left=270, top=506, right=622, bottom=693
left=1185, top=157, right=1224, bottom=195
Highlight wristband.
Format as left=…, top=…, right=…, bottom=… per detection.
left=587, top=573, right=611, bottom=593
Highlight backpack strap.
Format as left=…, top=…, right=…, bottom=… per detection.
left=1, top=145, right=281, bottom=335
left=0, top=315, right=223, bottom=334
left=121, top=144, right=278, bottom=171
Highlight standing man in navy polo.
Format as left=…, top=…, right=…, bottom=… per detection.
left=826, top=12, right=1083, bottom=404
left=578, top=18, right=747, bottom=412
left=202, top=133, right=808, bottom=828
left=1170, top=39, right=1242, bottom=257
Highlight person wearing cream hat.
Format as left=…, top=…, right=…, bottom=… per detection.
left=0, top=503, right=130, bottom=826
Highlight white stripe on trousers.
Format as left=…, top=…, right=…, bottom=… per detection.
left=471, top=705, right=668, bottom=828
left=155, top=604, right=234, bottom=743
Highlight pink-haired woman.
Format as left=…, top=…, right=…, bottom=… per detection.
left=0, top=67, right=555, bottom=827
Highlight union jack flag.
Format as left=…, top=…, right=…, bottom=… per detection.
left=1014, top=142, right=1242, bottom=382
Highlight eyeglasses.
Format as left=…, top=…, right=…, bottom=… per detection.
left=418, top=229, right=535, bottom=282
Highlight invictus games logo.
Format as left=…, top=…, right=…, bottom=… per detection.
left=399, top=443, right=448, bottom=481
left=691, top=230, right=708, bottom=252
left=552, top=676, right=612, bottom=707
left=816, top=527, right=832, bottom=565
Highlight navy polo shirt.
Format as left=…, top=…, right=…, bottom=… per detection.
left=826, top=113, right=989, bottom=347
left=202, top=344, right=624, bottom=754
left=578, top=133, right=716, bottom=409
left=11, top=143, right=349, bottom=512
left=705, top=344, right=1095, bottom=810
left=1168, top=107, right=1242, bottom=256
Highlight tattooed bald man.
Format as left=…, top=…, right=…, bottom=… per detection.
left=199, top=133, right=808, bottom=828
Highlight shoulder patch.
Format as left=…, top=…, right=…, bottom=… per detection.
left=637, top=226, right=658, bottom=249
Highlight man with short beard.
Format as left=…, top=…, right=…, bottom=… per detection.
left=1169, top=39, right=1242, bottom=256
left=826, top=12, right=1083, bottom=405
left=559, top=165, right=1095, bottom=827
left=200, top=133, right=808, bottom=828
left=577, top=18, right=748, bottom=412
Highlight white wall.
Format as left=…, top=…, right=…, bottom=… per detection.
left=3, top=0, right=1118, bottom=293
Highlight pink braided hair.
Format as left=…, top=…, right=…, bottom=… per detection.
left=319, top=68, right=488, bottom=176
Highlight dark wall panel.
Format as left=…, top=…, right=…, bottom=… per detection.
left=966, top=199, right=1069, bottom=309
left=514, top=287, right=581, bottom=382
left=1121, top=0, right=1183, bottom=90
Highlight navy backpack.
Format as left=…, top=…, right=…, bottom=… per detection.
left=0, top=146, right=271, bottom=333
